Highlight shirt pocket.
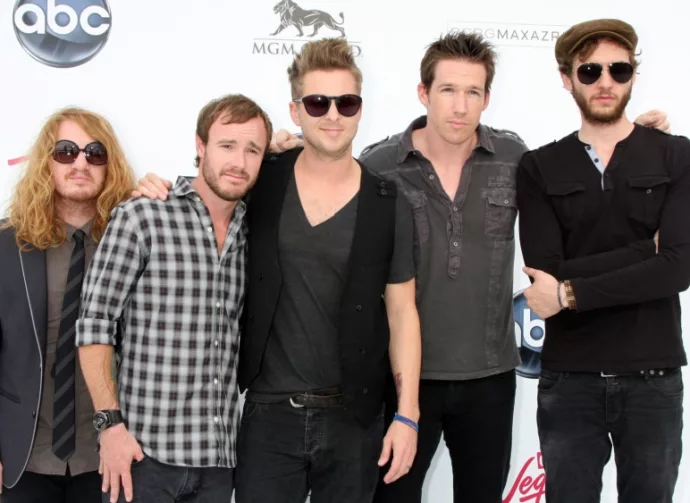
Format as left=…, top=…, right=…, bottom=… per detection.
left=407, top=190, right=430, bottom=245
left=627, top=175, right=670, bottom=228
left=484, top=188, right=517, bottom=241
left=546, top=181, right=587, bottom=229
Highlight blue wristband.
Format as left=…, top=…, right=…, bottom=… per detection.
left=393, top=412, right=419, bottom=432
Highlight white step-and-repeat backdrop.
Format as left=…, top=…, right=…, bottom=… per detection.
left=2, top=1, right=688, bottom=501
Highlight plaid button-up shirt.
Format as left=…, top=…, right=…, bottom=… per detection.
left=76, top=177, right=246, bottom=468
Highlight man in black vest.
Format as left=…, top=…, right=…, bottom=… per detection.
left=133, top=38, right=421, bottom=503
left=0, top=108, right=135, bottom=501
left=236, top=38, right=420, bottom=503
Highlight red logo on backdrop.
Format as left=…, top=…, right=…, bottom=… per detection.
left=8, top=155, right=26, bottom=166
left=503, top=452, right=546, bottom=503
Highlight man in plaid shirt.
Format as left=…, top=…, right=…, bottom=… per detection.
left=76, top=94, right=273, bottom=503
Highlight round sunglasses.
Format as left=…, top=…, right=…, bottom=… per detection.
left=52, top=139, right=108, bottom=166
left=293, top=94, right=363, bottom=118
left=576, top=62, right=635, bottom=86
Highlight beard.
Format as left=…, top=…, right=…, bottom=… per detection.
left=572, top=85, right=632, bottom=125
left=53, top=171, right=104, bottom=203
left=201, top=157, right=254, bottom=202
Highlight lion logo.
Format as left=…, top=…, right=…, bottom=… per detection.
left=271, top=0, right=346, bottom=38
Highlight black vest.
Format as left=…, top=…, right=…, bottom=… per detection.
left=239, top=148, right=398, bottom=426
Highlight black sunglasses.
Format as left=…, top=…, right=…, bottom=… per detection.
left=576, top=62, right=635, bottom=85
left=52, top=139, right=108, bottom=166
left=293, top=94, right=363, bottom=118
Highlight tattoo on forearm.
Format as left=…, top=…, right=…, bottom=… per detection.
left=394, top=373, right=403, bottom=398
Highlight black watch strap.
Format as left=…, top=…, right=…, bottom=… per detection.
left=93, top=409, right=124, bottom=431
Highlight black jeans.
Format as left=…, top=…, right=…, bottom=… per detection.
left=538, top=368, right=684, bottom=503
left=106, top=456, right=233, bottom=503
left=235, top=399, right=384, bottom=503
left=3, top=469, right=101, bottom=503
left=374, top=371, right=516, bottom=503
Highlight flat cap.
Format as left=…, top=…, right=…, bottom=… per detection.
left=555, top=19, right=637, bottom=67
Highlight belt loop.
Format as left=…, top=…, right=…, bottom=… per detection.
left=289, top=397, right=305, bottom=409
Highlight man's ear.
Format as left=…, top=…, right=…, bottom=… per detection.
left=290, top=101, right=301, bottom=128
left=195, top=135, right=206, bottom=165
left=561, top=72, right=574, bottom=93
left=418, top=82, right=430, bottom=108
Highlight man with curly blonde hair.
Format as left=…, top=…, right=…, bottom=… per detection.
left=0, top=107, right=135, bottom=502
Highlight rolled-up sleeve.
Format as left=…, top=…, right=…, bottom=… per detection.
left=76, top=205, right=147, bottom=347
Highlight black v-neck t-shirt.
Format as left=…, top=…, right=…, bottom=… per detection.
left=249, top=170, right=414, bottom=399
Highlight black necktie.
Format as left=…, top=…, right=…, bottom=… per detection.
left=52, top=229, right=85, bottom=461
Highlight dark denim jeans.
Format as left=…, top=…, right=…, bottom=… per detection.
left=234, top=399, right=384, bottom=503
left=373, top=371, right=516, bottom=503
left=3, top=469, right=101, bottom=503
left=538, top=368, right=684, bottom=503
left=105, top=456, right=233, bottom=503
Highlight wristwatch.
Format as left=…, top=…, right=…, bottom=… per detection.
left=93, top=410, right=124, bottom=431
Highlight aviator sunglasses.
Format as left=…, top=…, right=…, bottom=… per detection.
left=52, top=139, right=108, bottom=166
left=576, top=62, right=635, bottom=85
left=293, top=94, right=363, bottom=117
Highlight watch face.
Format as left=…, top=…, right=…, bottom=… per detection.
left=93, top=412, right=109, bottom=430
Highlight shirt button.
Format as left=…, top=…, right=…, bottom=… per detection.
left=453, top=242, right=459, bottom=247
left=646, top=189, right=652, bottom=194
left=213, top=416, right=219, bottom=423
left=429, top=175, right=435, bottom=180
left=594, top=158, right=600, bottom=163
left=650, top=370, right=656, bottom=376
left=452, top=206, right=458, bottom=211
left=362, top=388, right=369, bottom=395
left=381, top=189, right=388, bottom=195
left=504, top=199, right=509, bottom=204
left=214, top=378, right=219, bottom=385
left=216, top=301, right=221, bottom=309
left=356, top=305, right=363, bottom=311
left=207, top=226, right=213, bottom=233
left=215, top=340, right=219, bottom=347
left=659, top=370, right=665, bottom=376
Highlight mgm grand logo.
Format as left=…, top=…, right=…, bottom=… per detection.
left=252, top=0, right=362, bottom=57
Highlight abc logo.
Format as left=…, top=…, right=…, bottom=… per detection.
left=513, top=289, right=545, bottom=379
left=13, top=0, right=112, bottom=68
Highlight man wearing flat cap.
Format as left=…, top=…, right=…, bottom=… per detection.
left=517, top=18, right=688, bottom=503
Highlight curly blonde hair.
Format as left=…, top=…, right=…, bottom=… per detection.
left=2, top=107, right=136, bottom=250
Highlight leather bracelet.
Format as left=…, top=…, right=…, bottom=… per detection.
left=393, top=413, right=419, bottom=432
left=564, top=280, right=577, bottom=310
left=557, top=281, right=566, bottom=310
